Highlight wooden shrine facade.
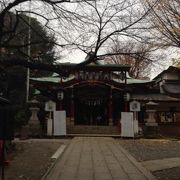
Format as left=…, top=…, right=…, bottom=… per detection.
left=63, top=83, right=127, bottom=126
left=31, top=65, right=180, bottom=135
left=31, top=63, right=131, bottom=127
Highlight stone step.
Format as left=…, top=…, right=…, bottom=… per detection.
left=67, top=125, right=121, bottom=135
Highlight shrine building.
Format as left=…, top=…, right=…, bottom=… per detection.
left=31, top=63, right=180, bottom=136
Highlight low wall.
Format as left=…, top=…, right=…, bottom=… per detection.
left=158, top=123, right=180, bottom=136
left=139, top=123, right=180, bottom=136
left=67, top=123, right=180, bottom=136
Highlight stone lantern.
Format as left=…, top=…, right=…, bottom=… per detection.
left=28, top=99, right=41, bottom=136
left=145, top=101, right=159, bottom=136
left=145, top=101, right=158, bottom=126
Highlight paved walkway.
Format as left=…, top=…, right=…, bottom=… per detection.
left=141, top=157, right=180, bottom=171
left=43, top=137, right=156, bottom=180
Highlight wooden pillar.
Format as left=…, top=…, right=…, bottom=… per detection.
left=56, top=101, right=63, bottom=111
left=124, top=71, right=129, bottom=112
left=108, top=87, right=113, bottom=126
left=124, top=101, right=129, bottom=112
left=70, top=88, right=75, bottom=126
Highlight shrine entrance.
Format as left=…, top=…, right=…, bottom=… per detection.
left=74, top=83, right=109, bottom=125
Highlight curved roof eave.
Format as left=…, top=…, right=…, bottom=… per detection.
left=162, top=84, right=180, bottom=94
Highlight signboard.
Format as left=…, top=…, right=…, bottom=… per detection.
left=130, top=100, right=140, bottom=112
left=45, top=100, right=56, bottom=111
left=74, top=71, right=126, bottom=82
left=121, top=112, right=134, bottom=137
left=54, top=111, right=66, bottom=136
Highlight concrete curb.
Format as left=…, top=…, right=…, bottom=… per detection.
left=117, top=143, right=157, bottom=180
left=141, top=157, right=180, bottom=172
left=41, top=144, right=67, bottom=180
left=51, top=145, right=66, bottom=159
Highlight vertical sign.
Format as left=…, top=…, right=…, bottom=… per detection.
left=121, top=112, right=134, bottom=137
left=54, top=111, right=66, bottom=136
left=45, top=100, right=56, bottom=136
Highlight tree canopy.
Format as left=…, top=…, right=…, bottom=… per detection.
left=0, top=13, right=56, bottom=105
left=0, top=0, right=178, bottom=77
left=142, top=0, right=180, bottom=48
left=1, top=12, right=56, bottom=65
left=105, top=41, right=154, bottom=79
left=0, top=0, right=158, bottom=71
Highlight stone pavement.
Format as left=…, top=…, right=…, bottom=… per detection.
left=43, top=137, right=156, bottom=180
left=141, top=157, right=180, bottom=172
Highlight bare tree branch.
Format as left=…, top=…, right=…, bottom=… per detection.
left=142, top=0, right=180, bottom=48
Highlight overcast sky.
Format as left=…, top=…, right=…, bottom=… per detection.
left=12, top=0, right=179, bottom=79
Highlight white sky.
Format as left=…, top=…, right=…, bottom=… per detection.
left=12, top=0, right=179, bottom=79
left=60, top=49, right=87, bottom=63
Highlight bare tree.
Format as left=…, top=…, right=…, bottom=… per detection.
left=0, top=0, right=155, bottom=74
left=142, top=0, right=180, bottom=48
left=55, top=0, right=155, bottom=65
left=0, top=0, right=86, bottom=75
left=105, top=41, right=155, bottom=79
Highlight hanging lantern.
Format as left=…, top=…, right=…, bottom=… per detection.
left=57, top=91, right=64, bottom=100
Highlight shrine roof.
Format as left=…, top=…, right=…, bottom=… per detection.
left=30, top=77, right=61, bottom=83
left=153, top=66, right=180, bottom=80
left=30, top=63, right=152, bottom=85
left=52, top=72, right=59, bottom=77
left=126, top=78, right=152, bottom=84
left=131, top=94, right=180, bottom=101
left=30, top=75, right=153, bottom=85
left=161, top=83, right=180, bottom=94
left=54, top=62, right=131, bottom=72
left=34, top=89, right=41, bottom=95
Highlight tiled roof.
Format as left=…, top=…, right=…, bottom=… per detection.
left=131, top=94, right=180, bottom=101
left=30, top=77, right=60, bottom=83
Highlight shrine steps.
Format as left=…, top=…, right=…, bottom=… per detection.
left=67, top=125, right=121, bottom=135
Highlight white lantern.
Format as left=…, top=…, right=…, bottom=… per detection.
left=57, top=91, right=64, bottom=100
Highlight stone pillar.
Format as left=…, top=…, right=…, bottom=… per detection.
left=70, top=88, right=75, bottom=126
left=29, top=107, right=41, bottom=136
left=108, top=87, right=113, bottom=126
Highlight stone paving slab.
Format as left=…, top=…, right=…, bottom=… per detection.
left=141, top=157, right=180, bottom=171
left=43, top=137, right=156, bottom=180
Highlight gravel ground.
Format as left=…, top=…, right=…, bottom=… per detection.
left=118, top=138, right=180, bottom=161
left=3, top=139, right=70, bottom=180
left=118, top=138, right=180, bottom=180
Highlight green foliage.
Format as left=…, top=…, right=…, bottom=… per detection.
left=14, top=108, right=31, bottom=128
left=3, top=12, right=56, bottom=64
left=1, top=12, right=57, bottom=105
